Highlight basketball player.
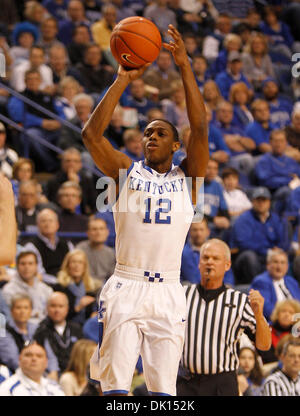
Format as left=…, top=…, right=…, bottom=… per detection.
left=83, top=25, right=209, bottom=396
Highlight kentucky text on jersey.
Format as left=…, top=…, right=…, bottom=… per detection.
left=128, top=175, right=185, bottom=194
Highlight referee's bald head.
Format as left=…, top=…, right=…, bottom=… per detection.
left=200, top=239, right=231, bottom=262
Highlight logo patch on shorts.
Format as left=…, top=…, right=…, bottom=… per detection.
left=116, top=282, right=122, bottom=289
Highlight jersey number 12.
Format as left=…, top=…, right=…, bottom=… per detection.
left=143, top=198, right=171, bottom=224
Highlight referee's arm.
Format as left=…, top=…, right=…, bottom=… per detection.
left=249, top=289, right=272, bottom=351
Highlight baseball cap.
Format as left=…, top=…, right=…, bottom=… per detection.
left=0, top=122, right=6, bottom=132
left=251, top=187, right=271, bottom=200
left=228, top=51, right=242, bottom=62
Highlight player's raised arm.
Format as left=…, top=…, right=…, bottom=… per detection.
left=164, top=25, right=209, bottom=181
left=82, top=65, right=149, bottom=180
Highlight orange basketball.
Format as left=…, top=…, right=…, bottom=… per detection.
left=110, top=16, right=162, bottom=69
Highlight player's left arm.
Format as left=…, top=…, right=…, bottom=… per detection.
left=164, top=25, right=209, bottom=203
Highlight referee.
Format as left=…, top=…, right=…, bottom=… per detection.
left=177, top=238, right=271, bottom=396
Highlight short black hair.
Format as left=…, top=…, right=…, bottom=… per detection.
left=147, top=119, right=179, bottom=142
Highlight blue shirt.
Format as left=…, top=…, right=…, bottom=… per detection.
left=215, top=70, right=251, bottom=100
left=255, top=152, right=300, bottom=190
left=245, top=120, right=280, bottom=153
left=269, top=98, right=293, bottom=128
left=213, top=120, right=247, bottom=156
left=208, top=123, right=231, bottom=156
left=230, top=209, right=289, bottom=256
left=204, top=180, right=228, bottom=218
left=260, top=21, right=294, bottom=48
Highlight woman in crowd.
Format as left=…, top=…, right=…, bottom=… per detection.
left=238, top=347, right=265, bottom=396
left=229, top=82, right=254, bottom=129
left=55, top=76, right=82, bottom=120
left=203, top=80, right=222, bottom=120
left=59, top=339, right=97, bottom=396
left=56, top=249, right=98, bottom=325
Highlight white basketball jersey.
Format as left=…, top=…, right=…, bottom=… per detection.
left=112, top=161, right=194, bottom=274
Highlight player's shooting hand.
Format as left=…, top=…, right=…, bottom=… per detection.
left=248, top=289, right=264, bottom=316
left=117, top=63, right=151, bottom=83
left=163, top=24, right=189, bottom=67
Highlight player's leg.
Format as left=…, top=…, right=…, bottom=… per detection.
left=140, top=283, right=186, bottom=396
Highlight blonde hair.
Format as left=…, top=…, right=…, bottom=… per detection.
left=229, top=82, right=252, bottom=104
left=200, top=238, right=231, bottom=261
left=224, top=33, right=242, bottom=49
left=270, top=299, right=300, bottom=324
left=57, top=249, right=95, bottom=292
left=249, top=33, right=268, bottom=55
left=58, top=76, right=81, bottom=96
left=64, top=339, right=97, bottom=385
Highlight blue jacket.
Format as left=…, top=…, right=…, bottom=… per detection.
left=259, top=21, right=294, bottom=48
left=287, top=186, right=300, bottom=217
left=230, top=209, right=289, bottom=256
left=213, top=120, right=247, bottom=156
left=208, top=123, right=231, bottom=156
left=204, top=180, right=228, bottom=218
left=180, top=242, right=235, bottom=285
left=255, top=153, right=300, bottom=190
left=269, top=98, right=293, bottom=128
left=232, top=104, right=253, bottom=129
left=215, top=70, right=251, bottom=100
left=245, top=120, right=280, bottom=153
left=250, top=271, right=300, bottom=321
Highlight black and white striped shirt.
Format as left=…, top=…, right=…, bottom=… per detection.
left=262, top=370, right=300, bottom=396
left=182, top=284, right=257, bottom=375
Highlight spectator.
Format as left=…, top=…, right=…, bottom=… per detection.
left=10, top=22, right=38, bottom=66
left=75, top=43, right=114, bottom=97
left=7, top=68, right=64, bottom=172
left=202, top=13, right=232, bottom=62
left=91, top=3, right=117, bottom=65
left=34, top=291, right=83, bottom=380
left=245, top=8, right=261, bottom=33
left=67, top=23, right=91, bottom=65
left=143, top=50, right=180, bottom=100
left=202, top=80, right=222, bottom=115
left=144, top=0, right=177, bottom=41
left=0, top=294, right=37, bottom=372
left=1, top=251, right=53, bottom=325
left=58, top=0, right=90, bottom=46
left=42, top=0, right=68, bottom=21
left=259, top=299, right=300, bottom=365
left=262, top=338, right=300, bottom=395
left=111, top=0, right=136, bottom=23
left=15, top=179, right=51, bottom=233
left=0, top=342, right=65, bottom=396
left=203, top=158, right=231, bottom=239
left=231, top=188, right=289, bottom=284
left=161, top=80, right=189, bottom=130
left=22, top=208, right=73, bottom=278
left=237, top=347, right=264, bottom=396
left=200, top=106, right=229, bottom=166
left=23, top=1, right=47, bottom=30
left=214, top=100, right=255, bottom=177
left=177, top=239, right=271, bottom=396
left=180, top=218, right=235, bottom=286
left=211, top=33, right=242, bottom=76
left=260, top=6, right=294, bottom=60
left=285, top=107, right=300, bottom=162
left=10, top=45, right=54, bottom=93
left=37, top=17, right=62, bottom=61
left=250, top=249, right=300, bottom=322
left=254, top=130, right=300, bottom=211
left=48, top=44, right=82, bottom=91
left=183, top=34, right=201, bottom=59
left=215, top=51, right=252, bottom=100
left=121, top=78, right=157, bottom=131
left=191, top=55, right=210, bottom=92
left=222, top=167, right=252, bottom=221
left=245, top=99, right=279, bottom=155
left=58, top=93, right=93, bottom=154
left=262, top=78, right=293, bottom=128
left=121, top=128, right=143, bottom=162
left=45, top=147, right=97, bottom=215
left=76, top=217, right=116, bottom=287
left=83, top=0, right=102, bottom=24
left=229, top=82, right=254, bottom=129
left=0, top=122, right=18, bottom=179
left=55, top=250, right=97, bottom=325
left=103, top=104, right=126, bottom=149
left=55, top=76, right=81, bottom=120
left=242, top=33, right=276, bottom=92
left=56, top=181, right=89, bottom=241
left=59, top=339, right=97, bottom=396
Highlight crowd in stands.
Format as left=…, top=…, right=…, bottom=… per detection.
left=2, top=0, right=300, bottom=396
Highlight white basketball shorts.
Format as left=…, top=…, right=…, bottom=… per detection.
left=90, top=266, right=187, bottom=396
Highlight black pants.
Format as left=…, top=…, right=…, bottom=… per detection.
left=176, top=371, right=239, bottom=396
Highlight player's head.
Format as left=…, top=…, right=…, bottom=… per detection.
left=143, top=119, right=180, bottom=165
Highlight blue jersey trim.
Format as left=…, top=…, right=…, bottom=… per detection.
left=149, top=391, right=172, bottom=396
left=142, top=161, right=153, bottom=174
left=103, top=389, right=129, bottom=395
left=9, top=380, right=21, bottom=394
